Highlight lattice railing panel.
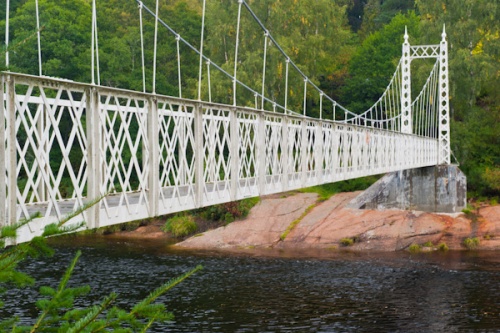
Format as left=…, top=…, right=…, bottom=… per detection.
left=287, top=118, right=303, bottom=189
left=13, top=80, right=88, bottom=221
left=264, top=114, right=284, bottom=192
left=158, top=101, right=196, bottom=213
left=202, top=107, right=231, bottom=204
left=99, top=92, right=149, bottom=219
left=304, top=121, right=317, bottom=184
left=321, top=123, right=336, bottom=183
left=237, top=111, right=258, bottom=197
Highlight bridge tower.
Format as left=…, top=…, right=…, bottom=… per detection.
left=402, top=26, right=451, bottom=164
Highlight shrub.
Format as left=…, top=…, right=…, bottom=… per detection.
left=463, top=237, right=480, bottom=250
left=340, top=238, right=355, bottom=246
left=422, top=241, right=433, bottom=247
left=162, top=215, right=198, bottom=237
left=197, top=197, right=259, bottom=223
left=437, top=243, right=449, bottom=251
left=408, top=243, right=421, bottom=253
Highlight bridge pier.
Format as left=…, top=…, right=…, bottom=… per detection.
left=348, top=165, right=467, bottom=213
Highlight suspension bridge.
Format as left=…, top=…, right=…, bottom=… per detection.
left=2, top=0, right=454, bottom=243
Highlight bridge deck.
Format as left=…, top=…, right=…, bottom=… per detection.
left=2, top=73, right=439, bottom=243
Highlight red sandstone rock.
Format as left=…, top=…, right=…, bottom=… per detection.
left=177, top=192, right=500, bottom=252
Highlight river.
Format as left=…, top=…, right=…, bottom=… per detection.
left=2, top=236, right=500, bottom=332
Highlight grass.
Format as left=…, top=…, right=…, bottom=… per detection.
left=437, top=242, right=449, bottom=251
left=422, top=241, right=434, bottom=247
left=162, top=214, right=198, bottom=237
left=299, top=176, right=379, bottom=201
left=197, top=197, right=260, bottom=224
left=408, top=243, right=421, bottom=253
left=340, top=237, right=355, bottom=247
left=280, top=204, right=316, bottom=241
left=463, top=237, right=480, bottom=250
left=462, top=204, right=474, bottom=215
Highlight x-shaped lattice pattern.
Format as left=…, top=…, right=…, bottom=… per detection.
left=410, top=45, right=440, bottom=59
left=265, top=115, right=284, bottom=182
left=237, top=111, right=257, bottom=196
left=158, top=101, right=196, bottom=210
left=202, top=107, right=231, bottom=202
left=99, top=93, right=149, bottom=217
left=14, top=81, right=87, bottom=220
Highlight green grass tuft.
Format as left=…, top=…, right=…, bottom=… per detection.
left=437, top=242, right=449, bottom=251
left=463, top=237, right=480, bottom=250
left=408, top=243, right=421, bottom=253
left=162, top=215, right=198, bottom=237
left=340, top=238, right=354, bottom=247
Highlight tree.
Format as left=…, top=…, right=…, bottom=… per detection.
left=416, top=0, right=500, bottom=197
left=359, top=0, right=416, bottom=38
left=341, top=12, right=420, bottom=113
left=203, top=0, right=354, bottom=116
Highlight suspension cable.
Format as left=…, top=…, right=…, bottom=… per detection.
left=206, top=59, right=212, bottom=102
left=94, top=3, right=100, bottom=86
left=139, top=1, right=146, bottom=93
left=261, top=31, right=268, bottom=110
left=35, top=0, right=42, bottom=76
left=5, top=0, right=9, bottom=68
left=91, top=0, right=95, bottom=84
left=152, top=0, right=159, bottom=94
left=176, top=34, right=182, bottom=98
left=197, top=0, right=206, bottom=100
left=233, top=0, right=243, bottom=106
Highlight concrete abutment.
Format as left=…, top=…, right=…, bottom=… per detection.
left=348, top=165, right=467, bottom=213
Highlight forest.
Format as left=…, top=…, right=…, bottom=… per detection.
left=1, top=0, right=499, bottom=199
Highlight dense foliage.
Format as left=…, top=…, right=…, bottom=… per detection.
left=1, top=0, right=498, bottom=198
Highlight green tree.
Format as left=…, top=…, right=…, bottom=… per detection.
left=7, top=0, right=92, bottom=80
left=204, top=0, right=354, bottom=115
left=359, top=0, right=416, bottom=38
left=341, top=12, right=420, bottom=113
left=416, top=0, right=500, bottom=197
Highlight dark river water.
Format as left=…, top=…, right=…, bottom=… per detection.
left=2, top=236, right=500, bottom=332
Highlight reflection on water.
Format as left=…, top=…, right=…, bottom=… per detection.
left=2, top=236, right=500, bottom=332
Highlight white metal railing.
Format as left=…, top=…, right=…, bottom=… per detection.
left=1, top=72, right=439, bottom=242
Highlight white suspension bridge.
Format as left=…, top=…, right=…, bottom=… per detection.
left=2, top=0, right=451, bottom=243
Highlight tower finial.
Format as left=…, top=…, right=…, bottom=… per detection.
left=442, top=24, right=447, bottom=41
left=404, top=26, right=409, bottom=43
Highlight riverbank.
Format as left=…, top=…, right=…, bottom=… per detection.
left=109, top=190, right=500, bottom=252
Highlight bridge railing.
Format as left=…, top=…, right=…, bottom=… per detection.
left=1, top=72, right=439, bottom=241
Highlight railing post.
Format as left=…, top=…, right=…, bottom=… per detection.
left=315, top=121, right=323, bottom=185
left=147, top=97, right=159, bottom=217
left=229, top=108, right=238, bottom=200
left=194, top=103, right=204, bottom=207
left=300, top=119, right=308, bottom=187
left=438, top=26, right=451, bottom=165
left=257, top=112, right=266, bottom=194
left=401, top=28, right=412, bottom=134
left=281, top=115, right=289, bottom=192
left=6, top=76, right=16, bottom=228
left=86, top=87, right=101, bottom=229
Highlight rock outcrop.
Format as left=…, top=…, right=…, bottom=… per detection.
left=177, top=192, right=500, bottom=252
